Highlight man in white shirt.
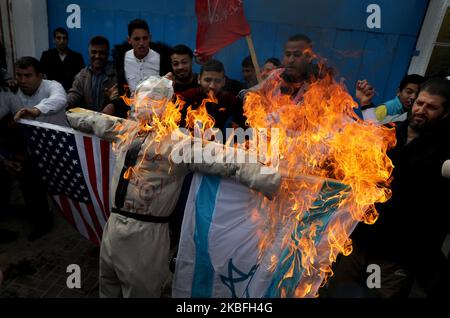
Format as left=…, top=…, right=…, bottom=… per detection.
left=124, top=19, right=160, bottom=93
left=7, top=57, right=65, bottom=241
left=13, top=57, right=68, bottom=126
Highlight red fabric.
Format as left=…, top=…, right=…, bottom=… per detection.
left=195, top=0, right=251, bottom=61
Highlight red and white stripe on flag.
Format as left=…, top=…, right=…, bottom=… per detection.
left=19, top=119, right=115, bottom=246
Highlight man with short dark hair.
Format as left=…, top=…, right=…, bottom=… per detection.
left=14, top=56, right=68, bottom=126
left=282, top=34, right=314, bottom=83
left=359, top=74, right=425, bottom=123
left=169, top=44, right=199, bottom=93
left=67, top=36, right=124, bottom=116
left=40, top=27, right=85, bottom=91
left=328, top=78, right=450, bottom=298
left=9, top=56, right=67, bottom=241
left=179, top=59, right=245, bottom=132
left=248, top=34, right=326, bottom=104
left=125, top=19, right=160, bottom=93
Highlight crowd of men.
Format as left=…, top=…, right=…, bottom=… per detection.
left=0, top=18, right=449, bottom=298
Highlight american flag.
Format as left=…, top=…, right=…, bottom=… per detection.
left=19, top=119, right=115, bottom=246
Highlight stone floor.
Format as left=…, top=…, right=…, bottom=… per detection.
left=0, top=199, right=174, bottom=299
left=0, top=204, right=100, bottom=298
left=0, top=185, right=447, bottom=299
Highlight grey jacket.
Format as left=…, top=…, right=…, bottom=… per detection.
left=67, top=63, right=117, bottom=112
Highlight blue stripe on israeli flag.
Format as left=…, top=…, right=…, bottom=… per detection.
left=191, top=175, right=221, bottom=297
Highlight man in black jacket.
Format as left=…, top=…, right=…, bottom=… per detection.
left=327, top=78, right=450, bottom=298
left=40, top=27, right=84, bottom=91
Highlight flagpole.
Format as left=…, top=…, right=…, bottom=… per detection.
left=245, top=35, right=262, bottom=84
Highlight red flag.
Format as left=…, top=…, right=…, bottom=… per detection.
left=195, top=0, right=251, bottom=62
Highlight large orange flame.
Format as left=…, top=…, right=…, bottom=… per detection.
left=184, top=90, right=217, bottom=133
left=115, top=72, right=395, bottom=298
left=243, top=68, right=396, bottom=297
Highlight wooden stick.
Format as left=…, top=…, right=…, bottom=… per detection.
left=245, top=35, right=262, bottom=84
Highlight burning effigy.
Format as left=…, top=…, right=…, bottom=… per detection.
left=172, top=68, right=396, bottom=297
left=66, top=76, right=281, bottom=297
left=65, top=63, right=395, bottom=297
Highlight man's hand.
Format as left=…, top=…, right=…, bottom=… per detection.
left=14, top=107, right=41, bottom=121
left=193, top=50, right=208, bottom=65
left=105, top=84, right=119, bottom=101
left=102, top=103, right=116, bottom=116
left=0, top=159, right=22, bottom=175
left=356, top=80, right=375, bottom=106
left=6, top=79, right=17, bottom=90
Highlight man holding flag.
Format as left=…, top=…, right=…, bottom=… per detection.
left=7, top=56, right=68, bottom=240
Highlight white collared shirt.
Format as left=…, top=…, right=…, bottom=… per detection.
left=124, top=49, right=160, bottom=93
left=17, top=79, right=68, bottom=126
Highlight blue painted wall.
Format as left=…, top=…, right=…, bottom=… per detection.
left=46, top=0, right=429, bottom=104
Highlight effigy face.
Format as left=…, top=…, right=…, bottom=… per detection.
left=134, top=76, right=174, bottom=121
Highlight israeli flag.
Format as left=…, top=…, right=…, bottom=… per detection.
left=172, top=173, right=354, bottom=298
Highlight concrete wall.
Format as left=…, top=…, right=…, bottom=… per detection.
left=0, top=0, right=49, bottom=73
left=0, top=0, right=16, bottom=73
